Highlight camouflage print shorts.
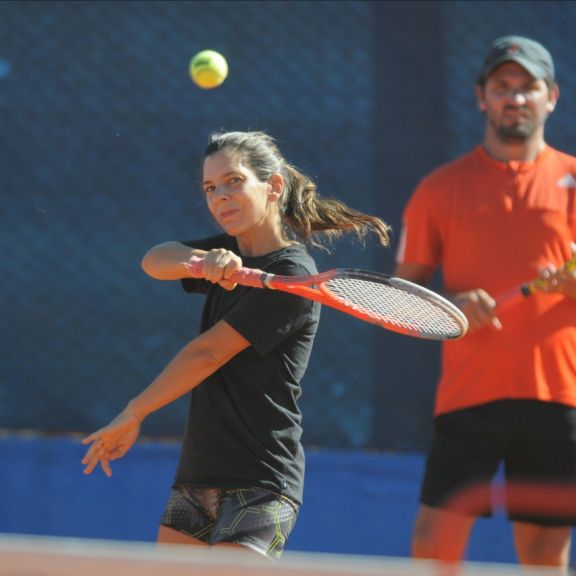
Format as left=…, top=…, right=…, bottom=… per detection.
left=160, top=485, right=299, bottom=559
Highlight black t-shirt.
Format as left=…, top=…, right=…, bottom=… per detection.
left=173, top=234, right=321, bottom=504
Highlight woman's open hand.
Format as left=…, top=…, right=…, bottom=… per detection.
left=81, top=409, right=141, bottom=477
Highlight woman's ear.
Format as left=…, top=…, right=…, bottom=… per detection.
left=267, top=174, right=284, bottom=201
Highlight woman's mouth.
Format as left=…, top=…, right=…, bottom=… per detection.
left=218, top=209, right=239, bottom=222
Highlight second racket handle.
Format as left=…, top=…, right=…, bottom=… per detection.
left=184, top=256, right=268, bottom=288
left=525, top=253, right=576, bottom=295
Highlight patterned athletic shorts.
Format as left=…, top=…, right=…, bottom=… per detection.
left=160, top=485, right=299, bottom=559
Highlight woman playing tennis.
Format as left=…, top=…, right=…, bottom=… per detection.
left=81, top=131, right=390, bottom=558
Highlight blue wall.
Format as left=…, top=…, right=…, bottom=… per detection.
left=0, top=436, right=521, bottom=564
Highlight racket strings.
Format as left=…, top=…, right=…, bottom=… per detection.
left=323, top=277, right=464, bottom=338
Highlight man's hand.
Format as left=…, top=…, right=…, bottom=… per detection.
left=450, top=289, right=502, bottom=332
left=537, top=244, right=576, bottom=299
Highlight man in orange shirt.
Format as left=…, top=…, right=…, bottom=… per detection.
left=395, top=36, right=576, bottom=568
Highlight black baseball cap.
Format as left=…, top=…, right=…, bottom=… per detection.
left=479, top=35, right=555, bottom=83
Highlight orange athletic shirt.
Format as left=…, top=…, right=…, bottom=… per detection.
left=398, top=145, right=576, bottom=415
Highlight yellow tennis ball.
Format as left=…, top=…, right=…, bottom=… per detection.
left=189, top=50, right=228, bottom=89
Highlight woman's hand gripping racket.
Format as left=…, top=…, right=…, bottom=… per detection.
left=496, top=252, right=576, bottom=311
left=184, top=256, right=468, bottom=340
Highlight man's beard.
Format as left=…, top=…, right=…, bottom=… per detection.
left=496, top=121, right=536, bottom=142
left=491, top=108, right=538, bottom=142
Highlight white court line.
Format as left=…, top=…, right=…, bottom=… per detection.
left=0, top=534, right=562, bottom=576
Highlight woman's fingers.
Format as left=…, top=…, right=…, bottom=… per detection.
left=81, top=431, right=100, bottom=445
left=81, top=434, right=113, bottom=474
left=99, top=457, right=113, bottom=477
left=202, top=249, right=242, bottom=286
left=81, top=439, right=100, bottom=465
left=81, top=411, right=141, bottom=476
left=82, top=441, right=113, bottom=476
left=82, top=450, right=101, bottom=474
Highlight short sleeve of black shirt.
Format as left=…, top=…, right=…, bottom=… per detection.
left=178, top=234, right=316, bottom=355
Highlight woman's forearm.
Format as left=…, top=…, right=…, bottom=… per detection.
left=141, top=241, right=207, bottom=280
left=126, top=341, right=220, bottom=422
left=125, top=321, right=249, bottom=423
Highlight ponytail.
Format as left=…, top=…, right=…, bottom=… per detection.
left=204, top=131, right=391, bottom=249
left=280, top=163, right=390, bottom=248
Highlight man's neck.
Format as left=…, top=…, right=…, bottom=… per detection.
left=482, top=132, right=546, bottom=163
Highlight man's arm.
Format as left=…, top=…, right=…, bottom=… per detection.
left=393, top=262, right=435, bottom=286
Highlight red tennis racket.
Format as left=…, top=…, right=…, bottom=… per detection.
left=496, top=253, right=576, bottom=310
left=184, top=257, right=468, bottom=340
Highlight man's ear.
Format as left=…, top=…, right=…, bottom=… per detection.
left=476, top=84, right=487, bottom=112
left=547, top=83, right=559, bottom=113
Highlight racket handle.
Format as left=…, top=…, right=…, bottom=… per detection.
left=566, top=253, right=576, bottom=273
left=497, top=253, right=576, bottom=308
left=184, top=256, right=268, bottom=288
left=496, top=288, right=522, bottom=306
left=498, top=278, right=559, bottom=310
left=522, top=254, right=576, bottom=295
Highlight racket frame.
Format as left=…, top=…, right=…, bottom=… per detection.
left=184, top=258, right=468, bottom=340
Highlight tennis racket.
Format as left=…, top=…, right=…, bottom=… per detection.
left=184, top=257, right=468, bottom=340
left=496, top=253, right=576, bottom=309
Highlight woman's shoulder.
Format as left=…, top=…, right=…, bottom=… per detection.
left=247, top=244, right=317, bottom=276
left=180, top=233, right=238, bottom=252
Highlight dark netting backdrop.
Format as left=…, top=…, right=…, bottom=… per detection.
left=443, top=1, right=576, bottom=157
left=2, top=1, right=576, bottom=450
left=1, top=1, right=381, bottom=447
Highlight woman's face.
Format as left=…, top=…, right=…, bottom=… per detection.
left=202, top=149, right=279, bottom=241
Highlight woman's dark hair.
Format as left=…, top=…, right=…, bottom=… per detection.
left=204, top=131, right=390, bottom=248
